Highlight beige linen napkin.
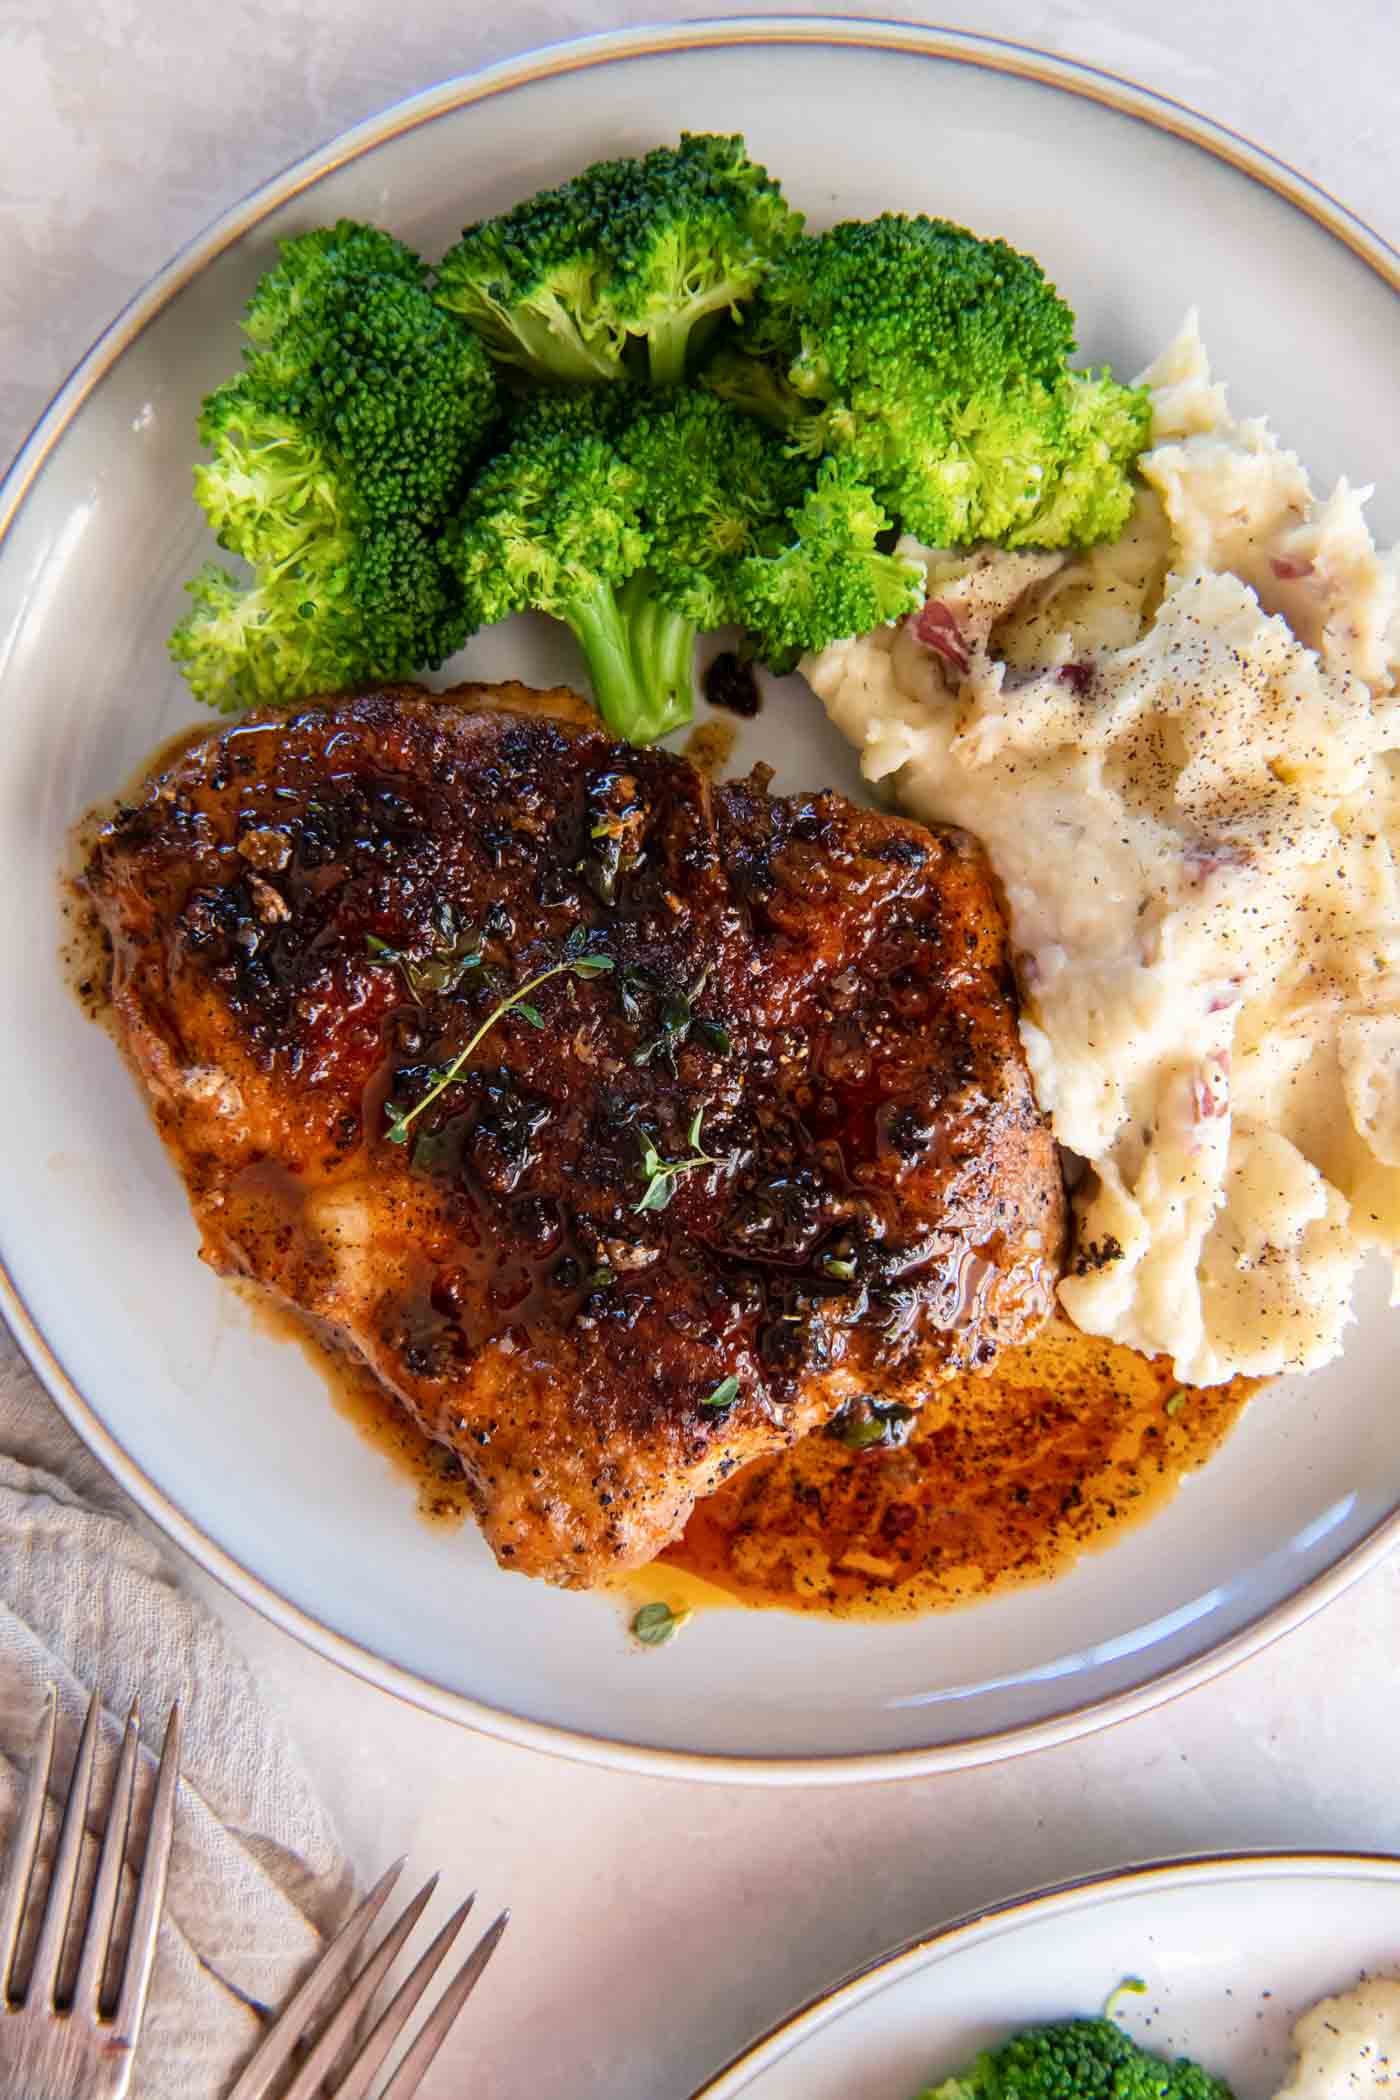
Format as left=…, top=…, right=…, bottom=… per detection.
left=0, top=1318, right=353, bottom=2093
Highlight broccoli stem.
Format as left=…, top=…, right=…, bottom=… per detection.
left=644, top=301, right=735, bottom=386
left=563, top=573, right=696, bottom=744
left=645, top=317, right=692, bottom=388
left=620, top=571, right=697, bottom=733
left=505, top=309, right=625, bottom=384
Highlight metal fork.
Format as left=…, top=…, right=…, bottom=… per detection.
left=226, top=1860, right=507, bottom=2100
left=0, top=1686, right=180, bottom=2100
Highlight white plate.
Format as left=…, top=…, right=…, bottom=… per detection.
left=693, top=1853, right=1400, bottom=2100
left=1, top=21, right=1397, bottom=1780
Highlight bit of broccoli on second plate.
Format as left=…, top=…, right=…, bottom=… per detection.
left=435, top=133, right=803, bottom=388
left=708, top=212, right=1151, bottom=552
left=170, top=221, right=498, bottom=712
left=916, top=2016, right=1236, bottom=2100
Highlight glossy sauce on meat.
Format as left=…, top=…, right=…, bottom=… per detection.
left=83, top=682, right=1066, bottom=1587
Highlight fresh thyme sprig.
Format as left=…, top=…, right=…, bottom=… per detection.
left=384, top=931, right=613, bottom=1147
left=633, top=1108, right=733, bottom=1214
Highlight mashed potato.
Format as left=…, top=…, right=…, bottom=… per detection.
left=1275, top=1978, right=1400, bottom=2097
left=805, top=318, right=1400, bottom=1384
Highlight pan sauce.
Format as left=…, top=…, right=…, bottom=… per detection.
left=659, top=1323, right=1256, bottom=1616
left=246, top=1291, right=1256, bottom=1617
left=238, top=1288, right=479, bottom=1527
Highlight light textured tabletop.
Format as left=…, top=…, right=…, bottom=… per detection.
left=3, top=5, right=1398, bottom=2097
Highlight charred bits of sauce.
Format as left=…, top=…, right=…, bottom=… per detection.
left=665, top=1323, right=1258, bottom=1616
left=702, top=650, right=763, bottom=718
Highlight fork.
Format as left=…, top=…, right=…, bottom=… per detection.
left=0, top=1686, right=180, bottom=2100
left=226, top=1860, right=507, bottom=2100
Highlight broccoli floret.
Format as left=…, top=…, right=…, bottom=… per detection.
left=734, top=458, right=925, bottom=670
left=450, top=386, right=664, bottom=732
left=436, top=135, right=803, bottom=388
left=170, top=220, right=497, bottom=712
left=616, top=388, right=808, bottom=625
left=708, top=214, right=1150, bottom=551
left=915, top=2017, right=1235, bottom=2100
left=449, top=384, right=802, bottom=742
left=745, top=211, right=1076, bottom=399
left=702, top=340, right=809, bottom=431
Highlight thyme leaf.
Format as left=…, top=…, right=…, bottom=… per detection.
left=364, top=907, right=486, bottom=1004
left=825, top=1397, right=919, bottom=1450
left=617, top=967, right=649, bottom=1026
left=563, top=925, right=615, bottom=978
left=631, top=1601, right=691, bottom=1648
left=633, top=984, right=695, bottom=1069
left=629, top=966, right=730, bottom=1071
left=411, top=1125, right=456, bottom=1174
left=694, top=1018, right=733, bottom=1055
left=633, top=1109, right=733, bottom=1214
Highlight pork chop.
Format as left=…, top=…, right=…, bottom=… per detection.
left=85, top=682, right=1066, bottom=1585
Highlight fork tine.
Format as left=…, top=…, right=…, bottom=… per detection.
left=0, top=1686, right=57, bottom=2004
left=73, top=1698, right=141, bottom=2017
left=330, top=1894, right=476, bottom=2100
left=279, top=1876, right=439, bottom=2100
left=225, top=1858, right=408, bottom=2100
left=27, top=1688, right=102, bottom=2007
left=377, top=1910, right=509, bottom=2100
left=111, top=1702, right=179, bottom=2046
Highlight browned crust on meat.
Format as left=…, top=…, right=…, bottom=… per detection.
left=85, top=683, right=1066, bottom=1584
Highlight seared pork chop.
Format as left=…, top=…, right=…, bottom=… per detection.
left=86, top=683, right=1065, bottom=1585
